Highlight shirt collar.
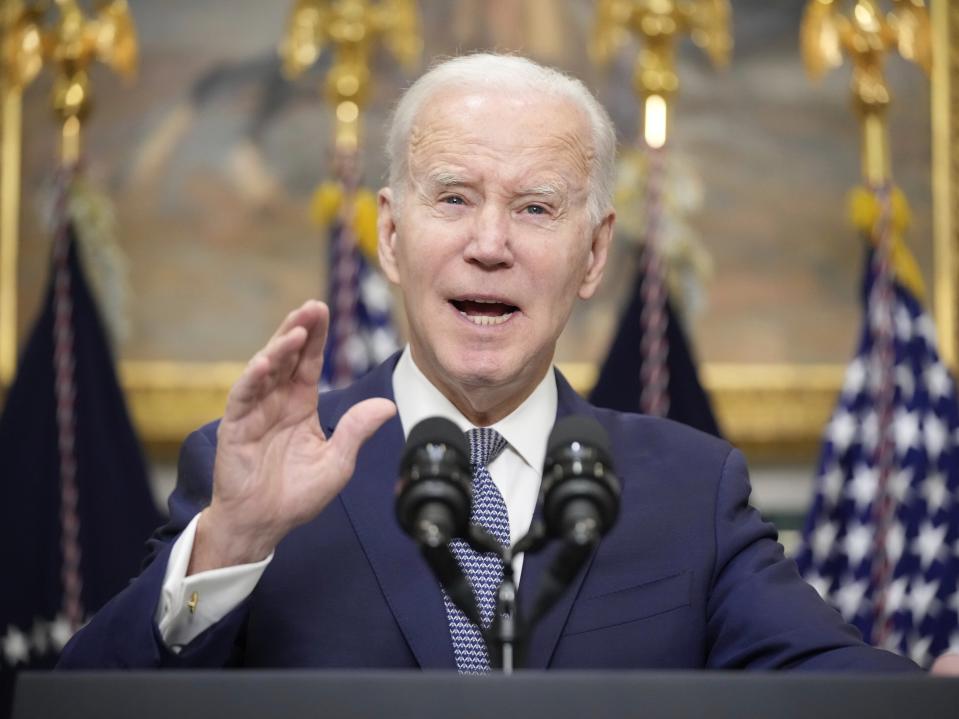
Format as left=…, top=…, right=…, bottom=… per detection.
left=392, top=346, right=557, bottom=473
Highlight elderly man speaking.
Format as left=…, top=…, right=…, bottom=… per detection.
left=59, top=54, right=919, bottom=672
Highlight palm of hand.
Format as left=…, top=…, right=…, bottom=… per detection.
left=190, top=301, right=396, bottom=574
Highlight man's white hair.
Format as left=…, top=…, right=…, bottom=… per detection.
left=385, top=53, right=617, bottom=225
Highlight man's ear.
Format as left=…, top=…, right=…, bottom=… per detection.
left=377, top=188, right=401, bottom=285
left=578, top=210, right=615, bottom=300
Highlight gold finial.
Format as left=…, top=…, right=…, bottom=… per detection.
left=279, top=0, right=421, bottom=154
left=801, top=0, right=931, bottom=186
left=592, top=0, right=731, bottom=148
left=0, top=0, right=138, bottom=167
left=0, top=1, right=137, bottom=383
left=2, top=2, right=44, bottom=90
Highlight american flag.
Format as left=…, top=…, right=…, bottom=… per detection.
left=795, top=245, right=959, bottom=668
left=321, top=219, right=399, bottom=389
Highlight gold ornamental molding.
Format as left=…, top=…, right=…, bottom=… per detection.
left=561, top=361, right=845, bottom=458
left=117, top=359, right=846, bottom=458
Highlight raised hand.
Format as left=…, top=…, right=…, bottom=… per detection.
left=188, top=300, right=396, bottom=574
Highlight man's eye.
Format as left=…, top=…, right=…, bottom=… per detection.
left=441, top=195, right=465, bottom=205
left=524, top=204, right=547, bottom=215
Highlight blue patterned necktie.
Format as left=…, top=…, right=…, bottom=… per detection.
left=444, top=427, right=510, bottom=674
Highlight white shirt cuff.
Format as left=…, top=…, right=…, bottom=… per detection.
left=155, top=512, right=273, bottom=651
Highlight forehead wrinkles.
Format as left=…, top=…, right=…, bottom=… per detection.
left=406, top=101, right=594, bottom=189
left=548, top=128, right=594, bottom=187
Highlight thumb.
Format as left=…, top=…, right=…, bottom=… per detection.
left=326, top=398, right=398, bottom=476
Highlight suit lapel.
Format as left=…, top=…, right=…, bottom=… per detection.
left=518, top=369, right=603, bottom=669
left=324, top=357, right=456, bottom=669
left=323, top=360, right=602, bottom=670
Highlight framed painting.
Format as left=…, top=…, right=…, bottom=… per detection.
left=0, top=0, right=956, bottom=460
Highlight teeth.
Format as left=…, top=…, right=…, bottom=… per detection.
left=459, top=311, right=514, bottom=326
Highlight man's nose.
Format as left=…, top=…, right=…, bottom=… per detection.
left=464, top=204, right=514, bottom=268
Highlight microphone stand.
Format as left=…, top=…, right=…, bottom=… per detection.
left=467, top=520, right=597, bottom=673
left=491, top=551, right=519, bottom=674
left=420, top=517, right=601, bottom=673
left=524, top=520, right=598, bottom=627
left=463, top=524, right=524, bottom=674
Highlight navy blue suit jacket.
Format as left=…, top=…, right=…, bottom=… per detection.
left=59, top=355, right=917, bottom=671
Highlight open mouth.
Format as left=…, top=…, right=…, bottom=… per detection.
left=449, top=297, right=519, bottom=326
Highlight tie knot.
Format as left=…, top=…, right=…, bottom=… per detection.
left=467, top=427, right=507, bottom=467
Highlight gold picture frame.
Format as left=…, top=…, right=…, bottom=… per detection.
left=1, top=2, right=957, bottom=460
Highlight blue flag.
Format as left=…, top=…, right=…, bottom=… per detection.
left=796, top=249, right=959, bottom=667
left=590, top=246, right=722, bottom=437
left=0, top=224, right=162, bottom=713
left=321, top=220, right=399, bottom=388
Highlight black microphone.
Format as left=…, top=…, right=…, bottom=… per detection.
left=395, top=417, right=472, bottom=546
left=529, top=416, right=620, bottom=623
left=395, top=417, right=482, bottom=626
left=541, top=416, right=620, bottom=545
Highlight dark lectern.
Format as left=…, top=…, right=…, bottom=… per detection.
left=13, top=671, right=959, bottom=719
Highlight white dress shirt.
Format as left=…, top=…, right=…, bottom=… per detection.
left=156, top=347, right=557, bottom=650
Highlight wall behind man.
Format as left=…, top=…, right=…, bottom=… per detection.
left=8, top=0, right=933, bottom=520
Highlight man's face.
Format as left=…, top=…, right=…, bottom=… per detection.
left=378, top=88, right=613, bottom=412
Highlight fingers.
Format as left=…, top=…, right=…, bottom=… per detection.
left=270, top=299, right=327, bottom=345
left=293, top=302, right=329, bottom=387
left=326, top=398, right=398, bottom=476
left=224, top=301, right=329, bottom=423
left=224, top=326, right=308, bottom=422
left=267, top=300, right=330, bottom=389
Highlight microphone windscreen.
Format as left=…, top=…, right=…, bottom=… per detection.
left=402, top=416, right=470, bottom=463
left=546, top=416, right=611, bottom=459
